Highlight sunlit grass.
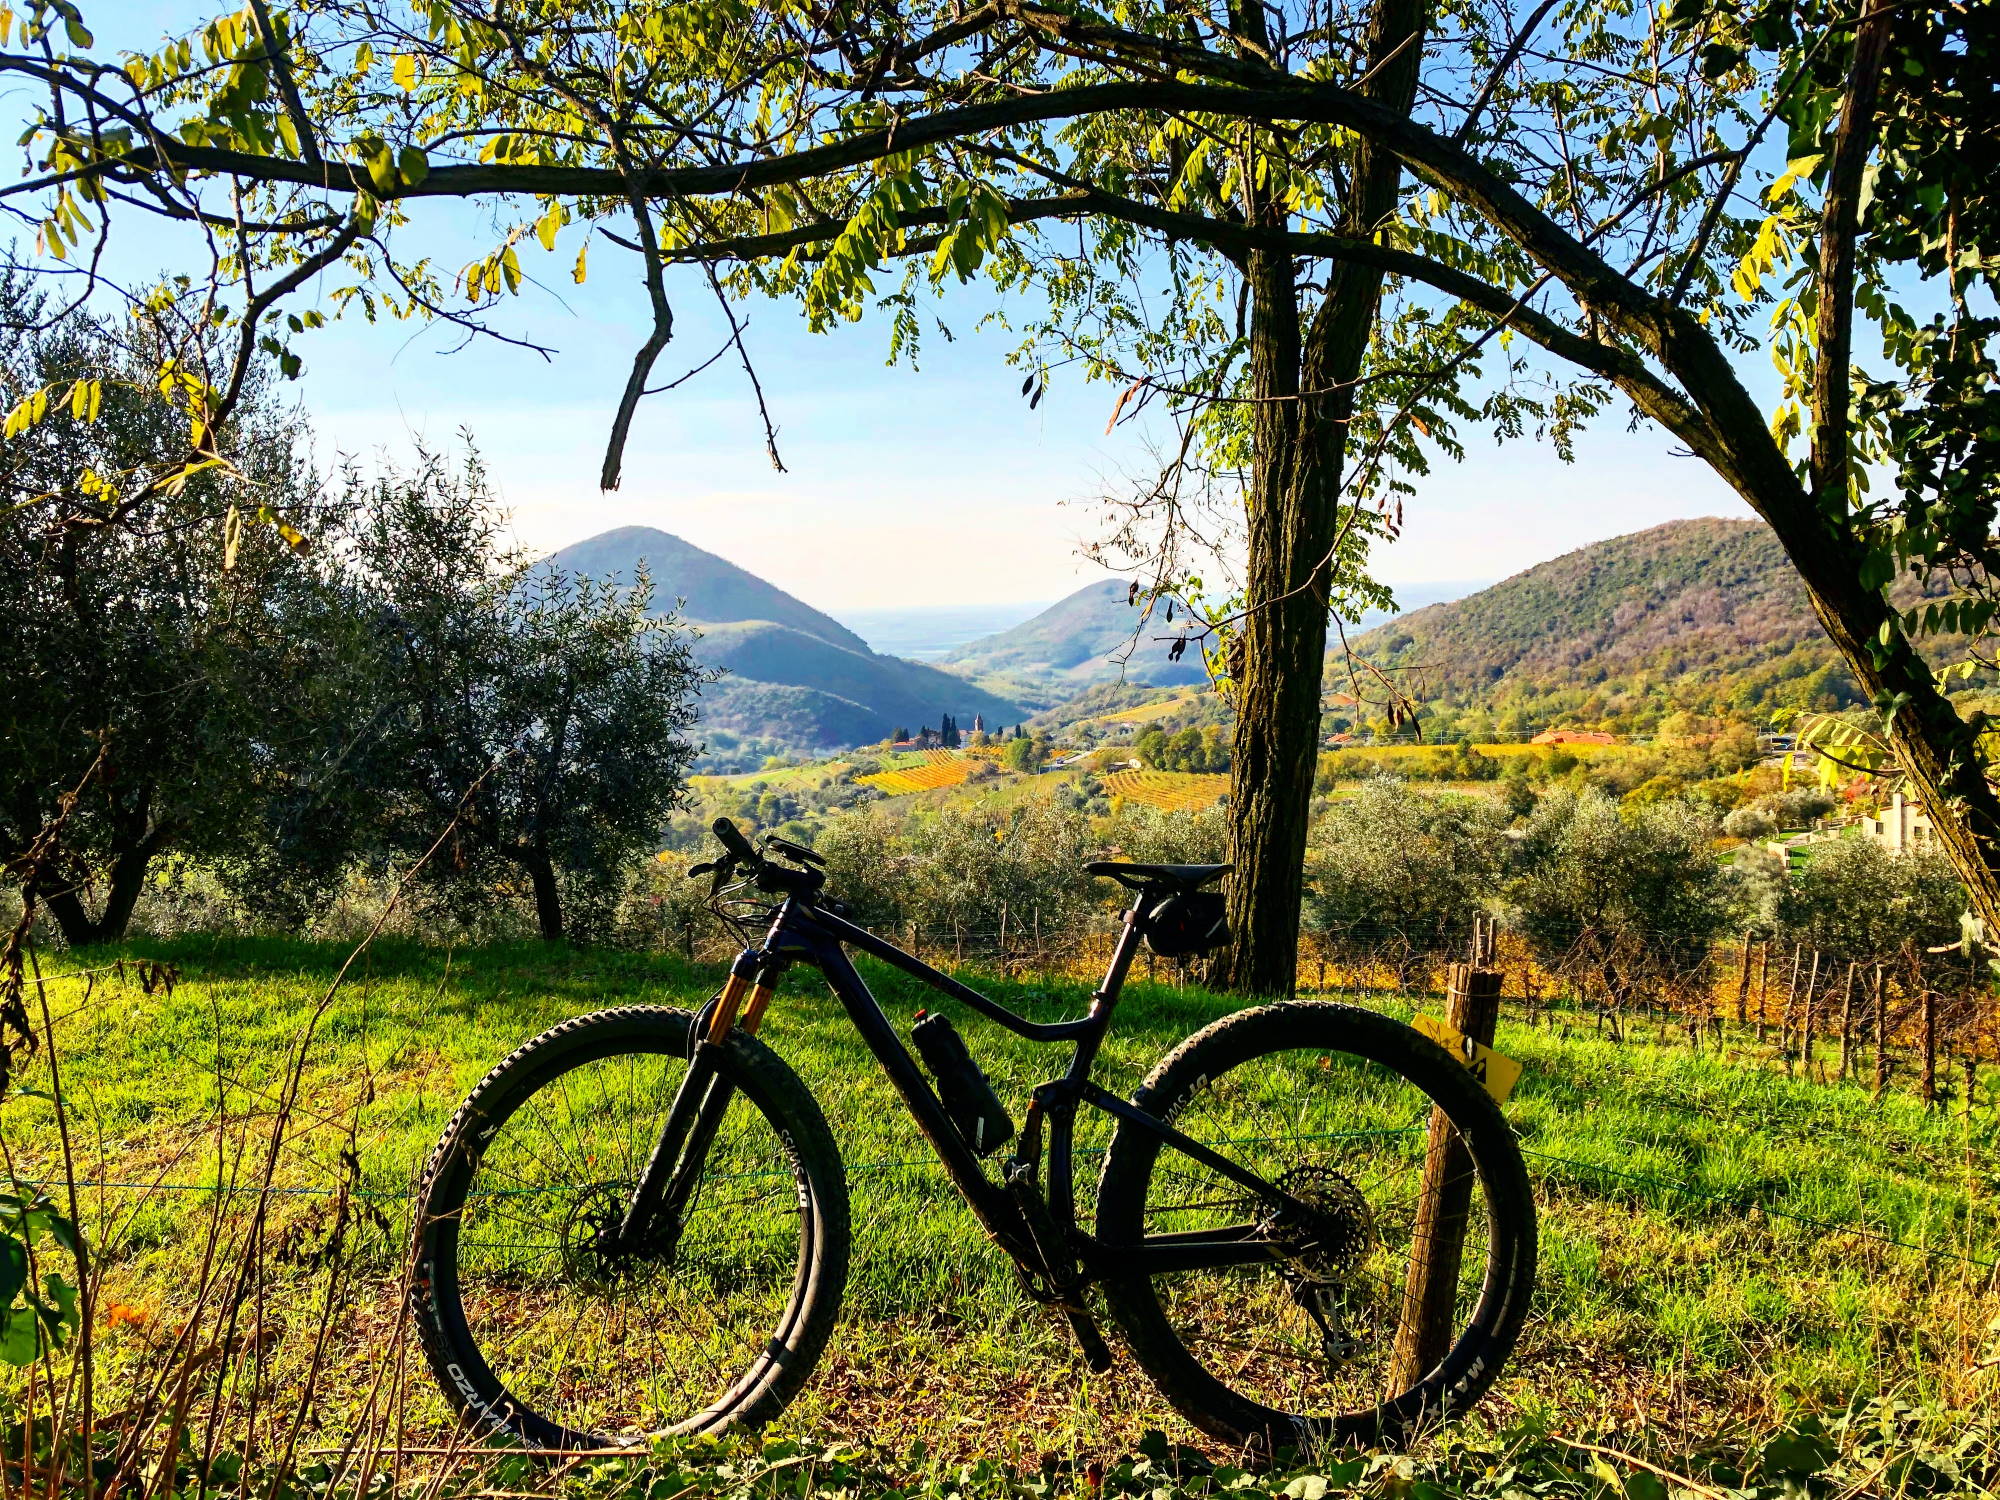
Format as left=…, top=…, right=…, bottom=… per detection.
left=9, top=936, right=1995, bottom=1456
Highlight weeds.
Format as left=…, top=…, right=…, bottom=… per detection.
left=0, top=937, right=1995, bottom=1499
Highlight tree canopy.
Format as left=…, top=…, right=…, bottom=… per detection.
left=6, top=0, right=1997, bottom=980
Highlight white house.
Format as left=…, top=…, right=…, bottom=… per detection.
left=1854, top=791, right=1937, bottom=855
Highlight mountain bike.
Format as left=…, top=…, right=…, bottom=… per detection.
left=411, top=818, right=1535, bottom=1455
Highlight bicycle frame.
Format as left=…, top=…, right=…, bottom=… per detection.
left=623, top=886, right=1298, bottom=1289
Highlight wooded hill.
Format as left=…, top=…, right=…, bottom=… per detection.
left=945, top=578, right=1209, bottom=690
left=542, top=528, right=1021, bottom=755
left=1341, top=518, right=1858, bottom=738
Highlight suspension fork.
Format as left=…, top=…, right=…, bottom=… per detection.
left=613, top=950, right=782, bottom=1250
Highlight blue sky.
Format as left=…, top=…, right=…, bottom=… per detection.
left=23, top=2, right=1755, bottom=613
left=297, top=261, right=1751, bottom=610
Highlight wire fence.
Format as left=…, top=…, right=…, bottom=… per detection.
left=15, top=914, right=2000, bottom=1310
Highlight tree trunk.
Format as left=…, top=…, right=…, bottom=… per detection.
left=1218, top=0, right=1429, bottom=996
left=1219, top=234, right=1315, bottom=996
left=36, top=844, right=155, bottom=946
left=521, top=849, right=565, bottom=942
left=1679, top=0, right=2000, bottom=936
left=40, top=887, right=105, bottom=947
left=92, top=844, right=154, bottom=943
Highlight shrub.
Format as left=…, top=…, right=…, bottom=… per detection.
left=1777, top=837, right=1965, bottom=963
left=815, top=799, right=1101, bottom=938
left=1723, top=806, right=1779, bottom=841
left=1512, top=789, right=1733, bottom=1008
left=1304, top=779, right=1509, bottom=976
left=1758, top=786, right=1838, bottom=828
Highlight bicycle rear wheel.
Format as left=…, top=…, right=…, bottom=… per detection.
left=412, top=1006, right=849, bottom=1448
left=1096, top=1002, right=1535, bottom=1453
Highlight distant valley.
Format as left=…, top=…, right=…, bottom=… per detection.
left=840, top=602, right=1052, bottom=661
left=542, top=518, right=1841, bottom=767
left=542, top=528, right=1026, bottom=765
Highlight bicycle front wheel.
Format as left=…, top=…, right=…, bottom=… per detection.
left=1096, top=1002, right=1535, bottom=1453
left=412, top=1006, right=849, bottom=1448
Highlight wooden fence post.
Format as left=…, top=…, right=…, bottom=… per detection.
left=1766, top=946, right=1799, bottom=1045
left=1838, top=961, right=1857, bottom=1081
left=1734, top=934, right=1753, bottom=1025
left=1389, top=961, right=1503, bottom=1395
left=1921, top=989, right=1937, bottom=1107
left=1788, top=951, right=1818, bottom=1068
left=1872, top=966, right=1888, bottom=1101
left=1800, top=956, right=1821, bottom=1075
left=1756, top=942, right=1771, bottom=1034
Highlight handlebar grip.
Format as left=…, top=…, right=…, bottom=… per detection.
left=712, top=817, right=759, bottom=862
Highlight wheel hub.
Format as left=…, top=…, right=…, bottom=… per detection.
left=1259, top=1164, right=1375, bottom=1283
left=560, top=1183, right=668, bottom=1285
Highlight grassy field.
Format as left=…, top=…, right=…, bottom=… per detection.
left=6, top=937, right=1996, bottom=1476
left=690, top=762, right=851, bottom=792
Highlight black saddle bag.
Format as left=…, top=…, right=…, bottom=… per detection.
left=1142, top=890, right=1230, bottom=956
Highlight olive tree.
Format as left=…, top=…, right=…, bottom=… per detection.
left=1304, top=779, right=1509, bottom=981
left=343, top=452, right=705, bottom=941
left=1512, top=789, right=1736, bottom=1014
left=1776, top=838, right=1965, bottom=964
left=0, top=278, right=333, bottom=943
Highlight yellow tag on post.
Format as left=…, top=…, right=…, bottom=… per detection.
left=1413, top=1014, right=1523, bottom=1104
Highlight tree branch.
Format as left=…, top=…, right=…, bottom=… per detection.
left=1809, top=0, right=1897, bottom=503
left=244, top=0, right=322, bottom=170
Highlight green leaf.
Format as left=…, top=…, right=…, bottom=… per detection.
left=38, top=1273, right=78, bottom=1341
left=397, top=146, right=429, bottom=186
left=535, top=204, right=563, bottom=252
left=0, top=1306, right=38, bottom=1366
left=0, top=1238, right=25, bottom=1306
left=1761, top=1430, right=1835, bottom=1476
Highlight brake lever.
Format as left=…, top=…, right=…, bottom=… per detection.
left=692, top=853, right=740, bottom=897
left=764, top=836, right=824, bottom=867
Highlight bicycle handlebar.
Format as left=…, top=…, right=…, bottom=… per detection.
left=712, top=817, right=759, bottom=863
left=699, top=817, right=826, bottom=899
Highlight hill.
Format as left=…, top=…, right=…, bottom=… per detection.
left=543, top=528, right=1021, bottom=757
left=945, top=579, right=1209, bottom=687
left=543, top=526, right=869, bottom=652
left=1344, top=517, right=1856, bottom=736
left=950, top=577, right=1488, bottom=693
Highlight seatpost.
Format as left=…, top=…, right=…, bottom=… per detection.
left=1089, top=899, right=1148, bottom=1017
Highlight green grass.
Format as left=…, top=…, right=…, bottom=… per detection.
left=691, top=761, right=852, bottom=792
left=7, top=936, right=1996, bottom=1462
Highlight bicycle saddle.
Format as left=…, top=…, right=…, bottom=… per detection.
left=1084, top=861, right=1231, bottom=891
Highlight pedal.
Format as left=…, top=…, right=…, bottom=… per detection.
left=1004, top=1151, right=1116, bottom=1374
